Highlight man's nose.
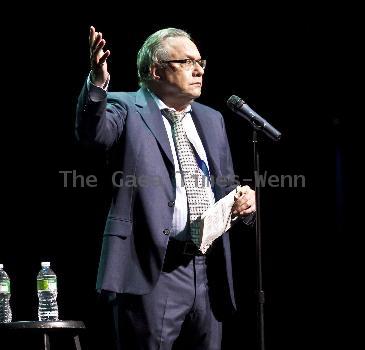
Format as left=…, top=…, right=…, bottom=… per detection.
left=193, top=63, right=204, bottom=77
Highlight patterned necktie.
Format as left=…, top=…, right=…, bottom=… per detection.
left=162, top=108, right=211, bottom=246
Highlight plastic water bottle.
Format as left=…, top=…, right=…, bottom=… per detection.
left=0, top=263, right=12, bottom=323
left=37, top=262, right=59, bottom=321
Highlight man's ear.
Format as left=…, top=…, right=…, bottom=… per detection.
left=150, top=63, right=164, bottom=81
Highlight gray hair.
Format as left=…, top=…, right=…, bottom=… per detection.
left=137, top=28, right=191, bottom=87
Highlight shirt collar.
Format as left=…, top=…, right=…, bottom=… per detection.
left=148, top=89, right=192, bottom=114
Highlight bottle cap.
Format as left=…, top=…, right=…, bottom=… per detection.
left=0, top=264, right=3, bottom=269
left=41, top=262, right=51, bottom=267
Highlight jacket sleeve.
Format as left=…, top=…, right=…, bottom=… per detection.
left=75, top=80, right=127, bottom=150
left=218, top=112, right=239, bottom=195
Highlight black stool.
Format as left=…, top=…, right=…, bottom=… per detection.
left=0, top=320, right=86, bottom=350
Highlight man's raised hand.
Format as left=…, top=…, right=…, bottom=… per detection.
left=89, top=26, right=110, bottom=87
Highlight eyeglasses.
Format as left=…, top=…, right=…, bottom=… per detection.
left=159, top=58, right=207, bottom=70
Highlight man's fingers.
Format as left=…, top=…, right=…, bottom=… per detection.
left=233, top=205, right=256, bottom=216
left=234, top=200, right=252, bottom=212
left=90, top=38, right=109, bottom=69
left=238, top=201, right=256, bottom=215
left=88, top=26, right=110, bottom=86
left=99, top=50, right=110, bottom=65
left=239, top=206, right=256, bottom=215
left=235, top=185, right=252, bottom=200
left=237, top=185, right=249, bottom=196
left=94, top=38, right=106, bottom=56
left=89, top=26, right=96, bottom=48
left=232, top=188, right=256, bottom=216
left=91, top=32, right=103, bottom=54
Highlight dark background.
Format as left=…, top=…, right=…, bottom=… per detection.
left=1, top=5, right=360, bottom=349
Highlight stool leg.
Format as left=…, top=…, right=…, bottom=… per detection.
left=44, top=333, right=50, bottom=350
left=73, top=334, right=82, bottom=350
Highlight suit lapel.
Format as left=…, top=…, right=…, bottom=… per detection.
left=134, top=91, right=221, bottom=176
left=191, top=105, right=220, bottom=178
left=135, top=89, right=174, bottom=167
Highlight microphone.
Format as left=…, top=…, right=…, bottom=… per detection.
left=227, top=95, right=281, bottom=141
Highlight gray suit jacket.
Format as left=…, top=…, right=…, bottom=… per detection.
left=76, top=84, right=240, bottom=317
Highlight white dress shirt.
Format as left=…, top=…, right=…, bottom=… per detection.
left=149, top=91, right=216, bottom=240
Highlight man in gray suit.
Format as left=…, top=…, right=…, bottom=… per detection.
left=76, top=26, right=256, bottom=350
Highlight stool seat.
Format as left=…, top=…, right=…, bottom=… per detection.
left=0, top=320, right=86, bottom=350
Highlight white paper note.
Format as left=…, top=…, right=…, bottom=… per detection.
left=199, top=186, right=242, bottom=254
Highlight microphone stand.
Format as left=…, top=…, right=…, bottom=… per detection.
left=226, top=95, right=281, bottom=350
left=252, top=129, right=265, bottom=350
